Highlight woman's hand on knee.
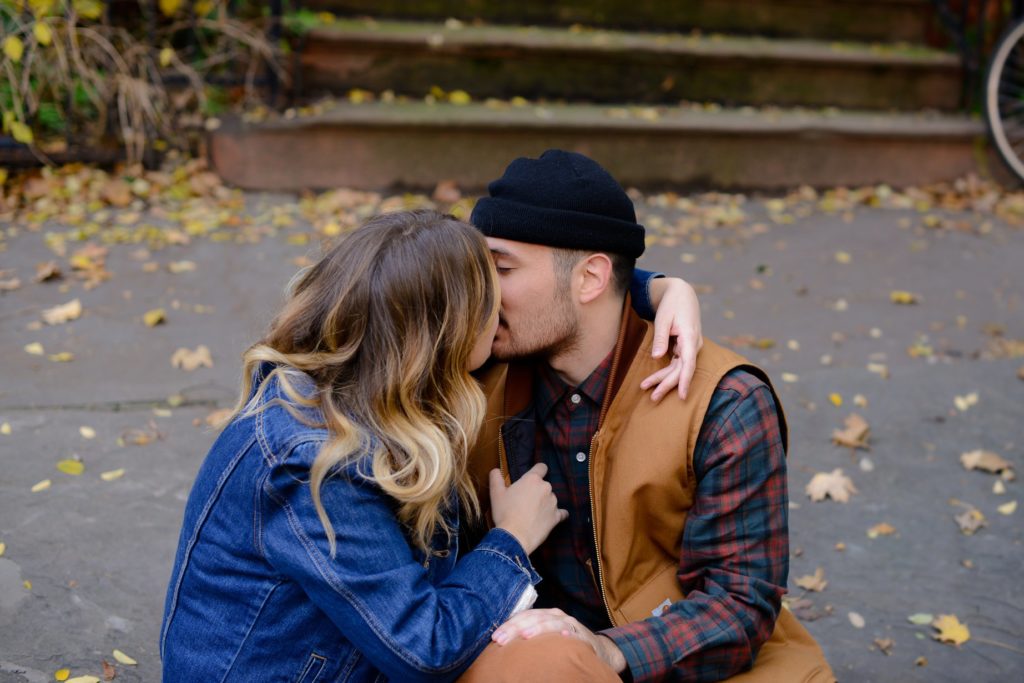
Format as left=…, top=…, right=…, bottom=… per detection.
left=491, top=608, right=627, bottom=673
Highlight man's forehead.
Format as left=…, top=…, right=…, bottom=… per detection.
left=486, top=236, right=550, bottom=258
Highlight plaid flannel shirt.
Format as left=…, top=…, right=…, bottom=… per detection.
left=531, top=355, right=788, bottom=682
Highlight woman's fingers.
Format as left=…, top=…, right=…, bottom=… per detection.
left=493, top=609, right=576, bottom=645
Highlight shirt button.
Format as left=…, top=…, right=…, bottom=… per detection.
left=570, top=393, right=581, bottom=405
left=576, top=452, right=587, bottom=463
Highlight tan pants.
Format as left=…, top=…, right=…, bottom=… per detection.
left=458, top=610, right=835, bottom=683
left=458, top=634, right=620, bottom=683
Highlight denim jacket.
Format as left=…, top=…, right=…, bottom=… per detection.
left=160, top=367, right=541, bottom=682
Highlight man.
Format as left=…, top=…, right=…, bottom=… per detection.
left=461, top=150, right=834, bottom=682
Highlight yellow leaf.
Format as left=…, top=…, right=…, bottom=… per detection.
left=828, top=393, right=842, bottom=407
left=29, top=0, right=57, bottom=17
left=794, top=567, right=827, bottom=592
left=72, top=0, right=104, bottom=20
left=834, top=251, right=851, bottom=264
left=831, top=414, right=870, bottom=450
left=158, top=0, right=183, bottom=17
left=805, top=468, right=858, bottom=503
left=48, top=352, right=74, bottom=362
left=65, top=677, right=100, bottom=683
left=1, top=422, right=11, bottom=435
left=55, top=668, right=71, bottom=681
left=143, top=308, right=167, bottom=327
left=170, top=345, right=213, bottom=371
left=79, top=426, right=96, bottom=439
left=194, top=0, right=215, bottom=16
left=780, top=372, right=799, bottom=383
left=34, top=22, right=53, bottom=46
left=4, top=36, right=25, bottom=63
left=10, top=121, right=34, bottom=144
left=167, top=260, right=196, bottom=273
left=890, top=290, right=919, bottom=305
left=0, top=541, right=5, bottom=557
left=932, top=614, right=970, bottom=645
left=23, top=579, right=32, bottom=590
left=0, top=167, right=7, bottom=185
left=998, top=500, right=1017, bottom=515
left=100, top=468, right=125, bottom=482
left=112, top=649, right=137, bottom=665
left=448, top=89, right=471, bottom=105
left=159, top=46, right=175, bottom=68
left=56, top=459, right=84, bottom=475
left=31, top=479, right=52, bottom=492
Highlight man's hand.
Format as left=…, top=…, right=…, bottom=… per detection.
left=491, top=608, right=628, bottom=674
left=642, top=277, right=704, bottom=401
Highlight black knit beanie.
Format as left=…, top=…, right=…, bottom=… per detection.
left=470, top=150, right=645, bottom=258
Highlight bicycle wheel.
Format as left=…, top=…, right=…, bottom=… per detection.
left=987, top=19, right=1024, bottom=182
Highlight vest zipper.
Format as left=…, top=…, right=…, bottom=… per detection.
left=497, top=425, right=509, bottom=481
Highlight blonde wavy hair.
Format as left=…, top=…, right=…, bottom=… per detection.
left=232, top=210, right=498, bottom=555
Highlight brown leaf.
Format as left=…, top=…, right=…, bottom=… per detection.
left=794, top=567, right=828, bottom=592
left=432, top=180, right=461, bottom=204
left=831, top=414, right=870, bottom=450
left=101, top=179, right=133, bottom=207
left=867, top=522, right=897, bottom=538
left=960, top=449, right=1015, bottom=479
left=783, top=596, right=832, bottom=622
left=204, top=407, right=234, bottom=428
left=1018, top=365, right=1024, bottom=381
left=0, top=277, right=21, bottom=291
left=806, top=469, right=858, bottom=503
left=954, top=507, right=986, bottom=535
left=35, top=261, right=63, bottom=282
left=170, top=345, right=213, bottom=371
left=102, top=659, right=116, bottom=680
left=873, top=637, right=894, bottom=655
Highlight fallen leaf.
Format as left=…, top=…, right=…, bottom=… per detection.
left=54, top=668, right=70, bottom=681
left=890, top=290, right=919, bottom=305
left=960, top=449, right=1014, bottom=479
left=100, top=468, right=125, bottom=482
left=56, top=459, right=84, bottom=476
left=954, top=392, right=979, bottom=412
left=48, top=352, right=74, bottom=362
left=831, top=414, right=870, bottom=450
left=0, top=277, right=20, bottom=291
left=31, top=479, right=52, bottom=492
left=915, top=656, right=928, bottom=667
left=781, top=372, right=799, bottom=383
left=954, top=507, right=986, bottom=535
left=867, top=522, right=897, bottom=538
left=848, top=611, right=866, bottom=629
left=171, top=345, right=212, bottom=371
left=997, top=500, right=1017, bottom=515
left=35, top=261, right=62, bottom=282
left=1, top=422, right=11, bottom=435
left=66, top=677, right=101, bottom=683
left=101, top=659, right=115, bottom=681
left=806, top=469, right=858, bottom=503
left=143, top=308, right=166, bottom=327
left=432, top=180, right=461, bottom=204
left=111, top=649, right=136, bottom=666
left=908, top=613, right=934, bottom=625
left=993, top=479, right=1006, bottom=495
left=828, top=393, right=843, bottom=407
left=204, top=407, right=234, bottom=428
left=23, top=579, right=31, bottom=590
left=80, top=426, right=96, bottom=439
left=167, top=260, right=196, bottom=274
left=1018, top=365, right=1024, bottom=381
left=782, top=596, right=832, bottom=621
left=0, top=541, right=5, bottom=557
left=41, top=298, right=82, bottom=325
left=932, top=614, right=970, bottom=645
left=101, top=179, right=132, bottom=207
left=873, top=637, right=894, bottom=655
left=24, top=342, right=44, bottom=355
left=794, top=567, right=828, bottom=592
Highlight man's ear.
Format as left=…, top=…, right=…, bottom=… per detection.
left=578, top=253, right=614, bottom=304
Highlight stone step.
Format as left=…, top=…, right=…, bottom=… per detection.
left=209, top=101, right=996, bottom=192
left=303, top=0, right=936, bottom=44
left=297, top=19, right=961, bottom=111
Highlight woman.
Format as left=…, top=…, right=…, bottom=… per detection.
left=160, top=210, right=700, bottom=682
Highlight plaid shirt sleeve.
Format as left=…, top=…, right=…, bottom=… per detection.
left=602, top=370, right=789, bottom=682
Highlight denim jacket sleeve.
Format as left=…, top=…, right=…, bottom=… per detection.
left=260, top=442, right=540, bottom=683
left=629, top=268, right=664, bottom=321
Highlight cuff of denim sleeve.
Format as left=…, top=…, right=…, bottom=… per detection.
left=478, top=527, right=542, bottom=585
left=600, top=624, right=663, bottom=683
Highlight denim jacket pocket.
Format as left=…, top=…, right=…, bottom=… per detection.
left=294, top=652, right=327, bottom=683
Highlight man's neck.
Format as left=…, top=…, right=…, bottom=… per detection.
left=548, top=296, right=625, bottom=386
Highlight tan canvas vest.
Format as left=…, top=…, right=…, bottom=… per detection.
left=468, top=308, right=834, bottom=681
